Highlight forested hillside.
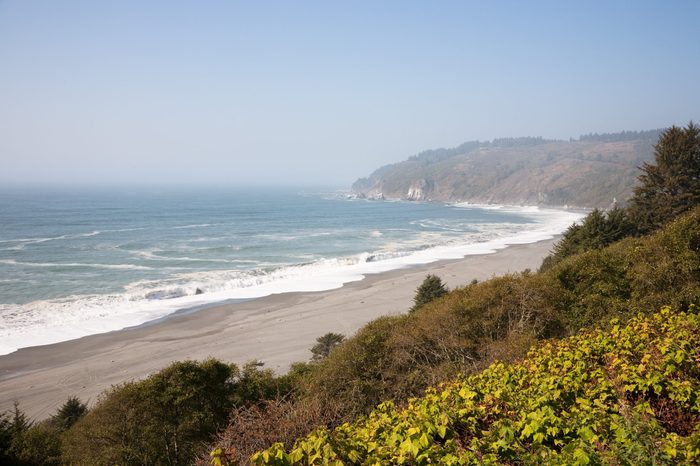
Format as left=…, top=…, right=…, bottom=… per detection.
left=352, top=130, right=662, bottom=207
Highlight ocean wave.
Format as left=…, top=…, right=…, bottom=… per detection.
left=172, top=223, right=223, bottom=230
left=0, top=259, right=153, bottom=270
left=452, top=202, right=545, bottom=212
left=131, top=249, right=254, bottom=264
left=101, top=227, right=146, bottom=233
left=0, top=230, right=102, bottom=247
left=411, top=219, right=481, bottom=232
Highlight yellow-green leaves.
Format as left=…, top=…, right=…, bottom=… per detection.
left=248, top=307, right=700, bottom=465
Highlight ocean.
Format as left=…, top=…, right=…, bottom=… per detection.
left=0, top=187, right=583, bottom=355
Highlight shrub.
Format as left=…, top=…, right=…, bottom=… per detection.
left=251, top=306, right=700, bottom=465
left=540, top=206, right=635, bottom=271
left=410, top=274, right=448, bottom=312
left=63, top=359, right=242, bottom=466
left=200, top=397, right=346, bottom=466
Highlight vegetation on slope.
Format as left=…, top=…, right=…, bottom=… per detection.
left=249, top=306, right=700, bottom=465
left=0, top=360, right=297, bottom=466
left=628, top=123, right=700, bottom=233
left=352, top=129, right=662, bottom=207
left=543, top=122, right=700, bottom=269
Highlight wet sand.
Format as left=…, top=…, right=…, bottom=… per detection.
left=0, top=238, right=555, bottom=420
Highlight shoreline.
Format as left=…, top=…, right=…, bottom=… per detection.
left=1, top=202, right=583, bottom=356
left=0, top=237, right=556, bottom=420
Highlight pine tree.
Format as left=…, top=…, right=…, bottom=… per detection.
left=310, top=333, right=345, bottom=361
left=629, top=122, right=700, bottom=233
left=410, top=274, right=448, bottom=312
left=52, top=396, right=88, bottom=430
left=540, top=206, right=635, bottom=270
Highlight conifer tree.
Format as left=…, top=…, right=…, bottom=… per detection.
left=410, top=274, right=448, bottom=312
left=629, top=122, right=700, bottom=233
left=310, top=333, right=345, bottom=361
left=52, top=397, right=87, bottom=430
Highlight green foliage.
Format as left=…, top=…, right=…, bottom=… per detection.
left=306, top=316, right=404, bottom=419
left=0, top=402, right=65, bottom=466
left=411, top=274, right=448, bottom=312
left=250, top=306, right=700, bottom=465
left=297, top=271, right=565, bottom=424
left=541, top=122, right=700, bottom=269
left=0, top=402, right=31, bottom=466
left=51, top=397, right=87, bottom=431
left=310, top=333, right=345, bottom=361
left=13, top=421, right=63, bottom=466
left=629, top=122, right=700, bottom=233
left=541, top=207, right=635, bottom=271
left=62, top=358, right=285, bottom=466
left=233, top=361, right=293, bottom=406
left=549, top=206, right=700, bottom=330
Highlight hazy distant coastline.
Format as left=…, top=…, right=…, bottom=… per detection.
left=353, top=130, right=661, bottom=208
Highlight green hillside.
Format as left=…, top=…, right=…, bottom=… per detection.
left=249, top=305, right=700, bottom=465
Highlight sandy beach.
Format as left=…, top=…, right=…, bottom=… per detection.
left=0, top=238, right=555, bottom=420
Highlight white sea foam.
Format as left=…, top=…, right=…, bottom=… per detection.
left=0, top=259, right=155, bottom=271
left=130, top=249, right=247, bottom=264
left=0, top=206, right=584, bottom=355
left=172, top=223, right=223, bottom=229
left=0, top=230, right=103, bottom=250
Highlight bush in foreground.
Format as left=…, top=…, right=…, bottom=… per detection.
left=62, top=359, right=294, bottom=466
left=249, top=306, right=700, bottom=465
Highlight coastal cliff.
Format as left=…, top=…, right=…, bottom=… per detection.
left=352, top=131, right=662, bottom=208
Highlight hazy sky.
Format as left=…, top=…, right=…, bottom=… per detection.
left=1, top=1, right=699, bottom=187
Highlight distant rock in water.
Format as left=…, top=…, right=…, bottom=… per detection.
left=195, top=288, right=204, bottom=295
left=145, top=289, right=187, bottom=300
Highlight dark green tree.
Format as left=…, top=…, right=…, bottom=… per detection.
left=628, top=122, right=700, bottom=233
left=410, top=274, right=448, bottom=312
left=61, top=358, right=296, bottom=466
left=540, top=206, right=635, bottom=270
left=310, top=333, right=345, bottom=361
left=13, top=421, right=63, bottom=466
left=51, top=396, right=87, bottom=431
left=0, top=402, right=32, bottom=466
left=63, top=359, right=239, bottom=466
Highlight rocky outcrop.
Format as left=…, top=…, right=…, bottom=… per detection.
left=406, top=179, right=433, bottom=201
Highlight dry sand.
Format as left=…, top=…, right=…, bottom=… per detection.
left=0, top=238, right=555, bottom=420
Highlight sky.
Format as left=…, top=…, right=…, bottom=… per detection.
left=1, top=1, right=699, bottom=187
